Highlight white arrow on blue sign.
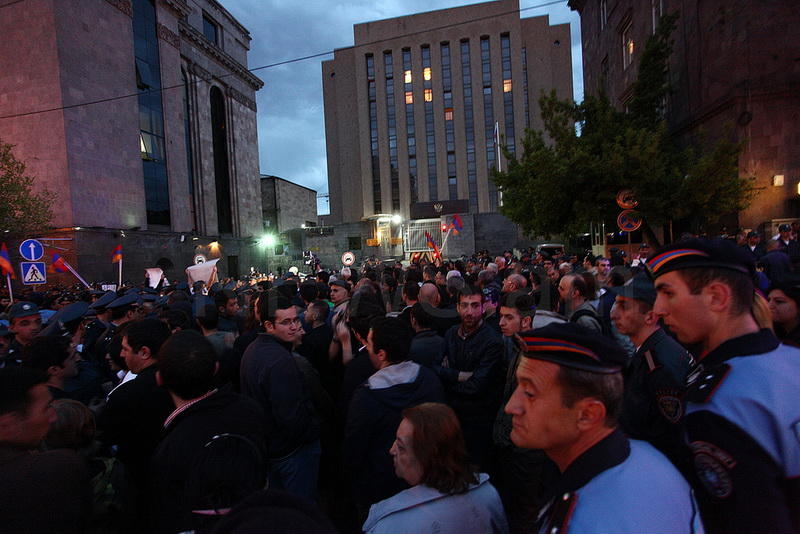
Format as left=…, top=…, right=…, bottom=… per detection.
left=19, top=239, right=44, bottom=262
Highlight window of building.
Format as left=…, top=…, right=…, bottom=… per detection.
left=366, top=54, right=381, bottom=213
left=621, top=19, right=634, bottom=69
left=422, top=45, right=436, bottom=201
left=651, top=0, right=663, bottom=34
left=348, top=236, right=362, bottom=250
left=384, top=51, right=400, bottom=212
left=521, top=47, right=530, bottom=129
left=500, top=33, right=515, bottom=158
left=445, top=108, right=453, bottom=121
left=424, top=88, right=432, bottom=102
left=423, top=67, right=432, bottom=81
left=461, top=39, right=478, bottom=212
left=133, top=0, right=170, bottom=227
left=599, top=0, right=608, bottom=30
left=403, top=48, right=418, bottom=204
left=480, top=36, right=498, bottom=211
left=503, top=79, right=512, bottom=93
left=202, top=13, right=219, bottom=45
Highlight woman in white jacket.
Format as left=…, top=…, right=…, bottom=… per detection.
left=363, top=402, right=508, bottom=534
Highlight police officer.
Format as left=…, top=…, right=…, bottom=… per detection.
left=649, top=238, right=800, bottom=533
left=82, top=291, right=116, bottom=359
left=90, top=292, right=140, bottom=369
left=609, top=272, right=693, bottom=461
left=505, top=322, right=702, bottom=534
left=5, top=302, right=42, bottom=367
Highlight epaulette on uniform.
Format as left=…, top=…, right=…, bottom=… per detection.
left=686, top=363, right=731, bottom=404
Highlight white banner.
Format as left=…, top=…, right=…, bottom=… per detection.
left=185, top=258, right=219, bottom=286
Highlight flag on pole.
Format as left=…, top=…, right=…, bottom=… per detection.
left=52, top=254, right=69, bottom=273
left=424, top=231, right=441, bottom=259
left=450, top=214, right=463, bottom=235
left=0, top=243, right=15, bottom=279
left=111, top=244, right=122, bottom=263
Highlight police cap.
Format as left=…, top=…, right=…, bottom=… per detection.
left=89, top=291, right=117, bottom=311
left=608, top=273, right=656, bottom=306
left=9, top=301, right=40, bottom=319
left=518, top=322, right=627, bottom=374
left=107, top=293, right=140, bottom=309
left=647, top=238, right=754, bottom=279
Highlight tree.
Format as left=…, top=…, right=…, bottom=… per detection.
left=0, top=140, right=55, bottom=237
left=493, top=13, right=760, bottom=246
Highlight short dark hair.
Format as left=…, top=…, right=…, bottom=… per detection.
left=299, top=281, right=318, bottom=303
left=214, top=289, right=237, bottom=311
left=678, top=267, right=754, bottom=315
left=21, top=335, right=72, bottom=372
left=369, top=317, right=411, bottom=364
left=257, top=290, right=294, bottom=324
left=410, top=302, right=434, bottom=329
left=498, top=292, right=535, bottom=318
left=557, top=367, right=623, bottom=426
left=346, top=300, right=385, bottom=340
left=402, top=402, right=477, bottom=494
left=308, top=300, right=329, bottom=322
left=0, top=366, right=48, bottom=416
left=457, top=285, right=484, bottom=303
left=196, top=303, right=220, bottom=331
left=158, top=330, right=217, bottom=399
left=402, top=281, right=420, bottom=301
left=159, top=309, right=191, bottom=332
left=125, top=318, right=172, bottom=358
left=110, top=304, right=134, bottom=321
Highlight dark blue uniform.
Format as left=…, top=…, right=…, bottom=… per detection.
left=684, top=329, right=800, bottom=533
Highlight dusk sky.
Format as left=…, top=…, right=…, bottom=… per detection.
left=222, top=0, right=583, bottom=215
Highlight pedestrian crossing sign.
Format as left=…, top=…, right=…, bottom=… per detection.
left=20, top=262, right=47, bottom=285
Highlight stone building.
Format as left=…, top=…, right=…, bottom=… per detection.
left=568, top=0, right=800, bottom=231
left=322, top=0, right=572, bottom=260
left=0, top=0, right=263, bottom=284
left=260, top=175, right=318, bottom=233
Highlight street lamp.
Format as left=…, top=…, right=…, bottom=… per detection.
left=258, top=234, right=276, bottom=275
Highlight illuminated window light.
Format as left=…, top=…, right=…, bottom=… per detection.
left=404, top=70, right=412, bottom=83
left=773, top=174, right=785, bottom=186
left=424, top=89, right=432, bottom=102
left=444, top=108, right=453, bottom=121
left=405, top=91, right=413, bottom=104
left=503, top=79, right=512, bottom=93
left=627, top=39, right=635, bottom=55
left=423, top=67, right=432, bottom=81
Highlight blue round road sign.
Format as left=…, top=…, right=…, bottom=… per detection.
left=19, top=239, right=44, bottom=261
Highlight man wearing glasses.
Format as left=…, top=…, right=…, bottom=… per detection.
left=240, top=290, right=321, bottom=502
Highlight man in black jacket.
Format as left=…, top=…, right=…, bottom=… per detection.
left=343, top=317, right=444, bottom=515
left=240, top=290, right=320, bottom=502
left=96, top=318, right=173, bottom=526
left=433, top=285, right=504, bottom=468
left=150, top=330, right=268, bottom=534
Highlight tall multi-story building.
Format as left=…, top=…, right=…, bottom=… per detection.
left=323, top=0, right=572, bottom=256
left=569, top=0, right=800, bottom=231
left=0, top=0, right=263, bottom=282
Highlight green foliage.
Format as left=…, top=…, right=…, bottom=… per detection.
left=493, top=12, right=760, bottom=243
left=0, top=140, right=55, bottom=237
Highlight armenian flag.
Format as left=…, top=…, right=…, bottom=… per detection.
left=111, top=244, right=122, bottom=263
left=450, top=214, right=463, bottom=235
left=52, top=254, right=69, bottom=273
left=424, top=231, right=441, bottom=259
left=0, top=243, right=14, bottom=279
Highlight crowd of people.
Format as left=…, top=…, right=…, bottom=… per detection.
left=0, top=230, right=799, bottom=534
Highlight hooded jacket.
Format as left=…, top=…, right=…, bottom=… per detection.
left=343, top=360, right=445, bottom=506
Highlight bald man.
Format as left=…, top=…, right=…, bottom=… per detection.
left=417, top=282, right=459, bottom=337
left=501, top=274, right=527, bottom=295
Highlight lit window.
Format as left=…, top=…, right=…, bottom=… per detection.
left=405, top=91, right=413, bottom=104
left=503, top=79, right=512, bottom=93
left=423, top=67, right=432, bottom=81
left=424, top=88, right=433, bottom=102
left=404, top=70, right=412, bottom=83
left=622, top=20, right=634, bottom=69
left=445, top=108, right=453, bottom=121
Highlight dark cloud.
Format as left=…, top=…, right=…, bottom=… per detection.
left=223, top=0, right=582, bottom=215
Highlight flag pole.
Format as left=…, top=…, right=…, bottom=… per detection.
left=63, top=260, right=90, bottom=289
left=440, top=226, right=454, bottom=254
left=118, top=256, right=123, bottom=288
left=5, top=273, right=12, bottom=303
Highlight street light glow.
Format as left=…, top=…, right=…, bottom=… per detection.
left=258, top=234, right=276, bottom=247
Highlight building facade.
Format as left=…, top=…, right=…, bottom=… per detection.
left=322, top=0, right=572, bottom=256
left=0, top=0, right=263, bottom=283
left=569, top=0, right=800, bottom=231
left=260, top=175, right=318, bottom=234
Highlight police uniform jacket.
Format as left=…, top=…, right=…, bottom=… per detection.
left=535, top=429, right=703, bottom=534
left=684, top=329, right=800, bottom=533
left=619, top=327, right=692, bottom=461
